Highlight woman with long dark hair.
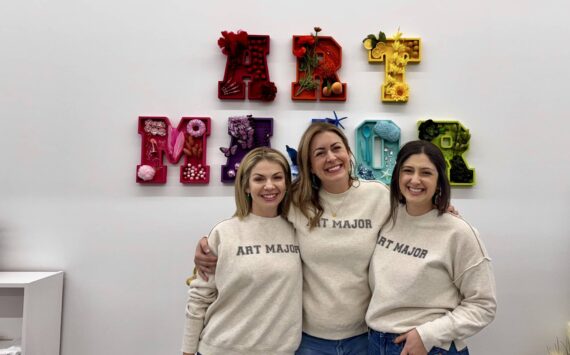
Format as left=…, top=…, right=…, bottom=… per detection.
left=366, top=140, right=496, bottom=355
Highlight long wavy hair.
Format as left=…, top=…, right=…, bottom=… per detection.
left=234, top=147, right=292, bottom=219
left=291, top=123, right=356, bottom=229
left=385, top=140, right=451, bottom=227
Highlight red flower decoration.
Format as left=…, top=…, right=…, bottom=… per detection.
left=293, top=47, right=307, bottom=58
left=297, top=36, right=315, bottom=46
left=260, top=82, right=277, bottom=101
left=218, top=30, right=249, bottom=56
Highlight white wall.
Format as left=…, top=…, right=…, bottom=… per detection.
left=1, top=1, right=569, bottom=354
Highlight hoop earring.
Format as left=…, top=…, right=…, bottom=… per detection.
left=434, top=190, right=442, bottom=205
left=311, top=174, right=319, bottom=189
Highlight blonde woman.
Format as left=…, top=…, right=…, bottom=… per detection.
left=182, top=147, right=302, bottom=355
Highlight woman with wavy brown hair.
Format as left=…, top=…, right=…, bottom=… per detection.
left=284, top=122, right=390, bottom=355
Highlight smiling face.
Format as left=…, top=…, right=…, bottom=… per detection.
left=309, top=131, right=351, bottom=193
left=398, top=153, right=439, bottom=216
left=246, top=159, right=287, bottom=218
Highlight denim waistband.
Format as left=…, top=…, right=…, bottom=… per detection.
left=369, top=329, right=400, bottom=340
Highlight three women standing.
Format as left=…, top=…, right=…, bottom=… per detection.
left=190, top=124, right=496, bottom=355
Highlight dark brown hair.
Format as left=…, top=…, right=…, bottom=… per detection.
left=386, top=140, right=451, bottom=226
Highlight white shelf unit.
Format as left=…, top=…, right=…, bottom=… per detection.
left=0, top=272, right=64, bottom=355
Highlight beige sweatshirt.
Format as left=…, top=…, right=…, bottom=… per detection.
left=288, top=180, right=391, bottom=339
left=366, top=205, right=497, bottom=352
left=181, top=214, right=303, bottom=355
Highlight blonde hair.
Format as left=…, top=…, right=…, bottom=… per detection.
left=234, top=147, right=292, bottom=219
left=291, top=123, right=356, bottom=229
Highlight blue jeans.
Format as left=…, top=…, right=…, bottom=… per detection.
left=368, top=330, right=469, bottom=355
left=295, top=332, right=368, bottom=355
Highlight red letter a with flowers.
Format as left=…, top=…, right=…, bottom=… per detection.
left=217, top=31, right=277, bottom=101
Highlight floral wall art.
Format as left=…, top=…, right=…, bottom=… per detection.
left=220, top=115, right=273, bottom=183
left=291, top=27, right=346, bottom=101
left=418, top=119, right=475, bottom=186
left=217, top=31, right=277, bottom=101
left=363, top=29, right=421, bottom=102
left=136, top=116, right=211, bottom=184
left=135, top=29, right=477, bottom=188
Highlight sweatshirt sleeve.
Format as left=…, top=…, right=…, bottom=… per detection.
left=415, top=225, right=497, bottom=351
left=181, top=231, right=220, bottom=354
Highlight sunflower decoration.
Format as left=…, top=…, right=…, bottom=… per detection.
left=387, top=82, right=409, bottom=102
left=386, top=28, right=410, bottom=101
left=364, top=28, right=416, bottom=102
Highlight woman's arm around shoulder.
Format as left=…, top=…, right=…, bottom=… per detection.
left=182, top=227, right=224, bottom=354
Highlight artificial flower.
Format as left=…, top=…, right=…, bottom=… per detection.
left=395, top=55, right=408, bottom=66
left=388, top=82, right=409, bottom=101
left=388, top=63, right=404, bottom=74
left=218, top=30, right=249, bottom=56
left=294, top=27, right=322, bottom=96
left=450, top=155, right=474, bottom=183
left=392, top=41, right=405, bottom=53
left=228, top=116, right=254, bottom=149
left=293, top=47, right=307, bottom=58
left=297, top=35, right=315, bottom=46
left=418, top=120, right=442, bottom=141
left=260, top=82, right=277, bottom=101
left=393, top=28, right=403, bottom=41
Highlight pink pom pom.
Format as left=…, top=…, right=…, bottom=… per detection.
left=138, top=165, right=156, bottom=181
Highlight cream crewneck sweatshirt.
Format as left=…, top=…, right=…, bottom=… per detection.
left=182, top=214, right=302, bottom=355
left=366, top=205, right=497, bottom=352
left=288, top=180, right=391, bottom=339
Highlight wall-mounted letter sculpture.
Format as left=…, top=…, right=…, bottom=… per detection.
left=363, top=29, right=421, bottom=102
left=136, top=116, right=211, bottom=184
left=418, top=119, right=475, bottom=186
left=311, top=111, right=347, bottom=129
left=217, top=30, right=277, bottom=101
left=355, top=120, right=400, bottom=185
left=220, top=115, right=273, bottom=183
left=292, top=27, right=346, bottom=101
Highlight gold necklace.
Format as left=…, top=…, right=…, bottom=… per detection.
left=324, top=187, right=351, bottom=218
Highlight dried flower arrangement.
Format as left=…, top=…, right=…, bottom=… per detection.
left=292, top=27, right=346, bottom=101
left=220, top=116, right=273, bottom=183
left=137, top=117, right=211, bottom=184
left=363, top=28, right=421, bottom=102
left=217, top=31, right=277, bottom=101
left=418, top=119, right=475, bottom=186
left=293, top=27, right=321, bottom=96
